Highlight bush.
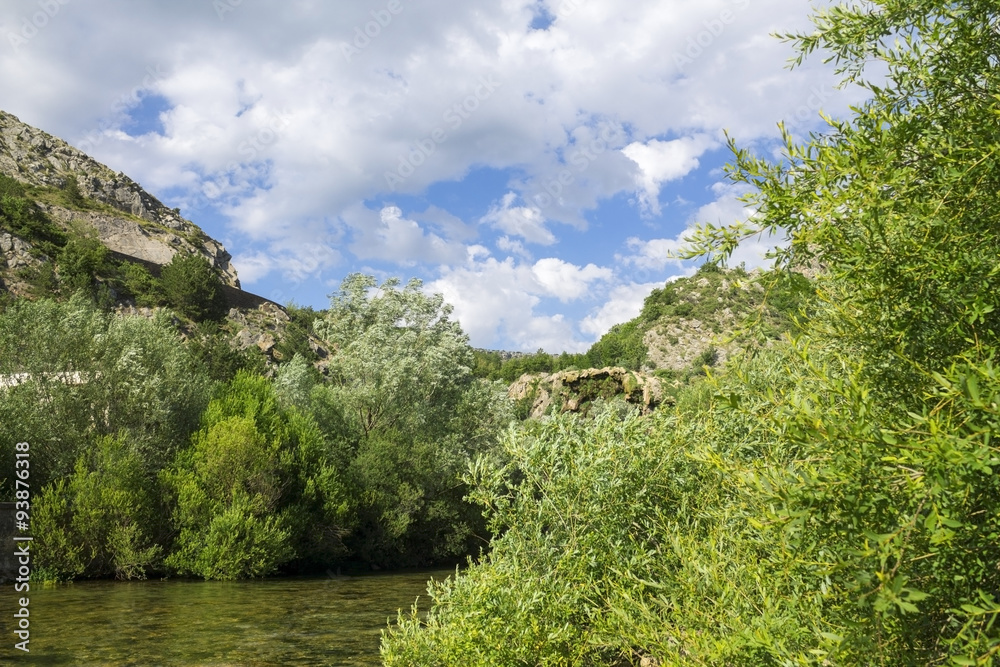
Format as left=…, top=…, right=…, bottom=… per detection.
left=57, top=235, right=108, bottom=294
left=159, top=251, right=227, bottom=322
left=117, top=261, right=161, bottom=307
left=33, top=435, right=164, bottom=581
left=586, top=320, right=646, bottom=370
left=0, top=176, right=67, bottom=256
left=386, top=0, right=1000, bottom=663
left=61, top=176, right=85, bottom=208
left=165, top=372, right=351, bottom=579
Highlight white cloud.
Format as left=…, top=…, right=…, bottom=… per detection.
left=496, top=235, right=531, bottom=259
left=531, top=257, right=612, bottom=302
left=580, top=281, right=663, bottom=339
left=619, top=237, right=685, bottom=272
left=428, top=253, right=612, bottom=351
left=622, top=135, right=717, bottom=215
left=481, top=192, right=555, bottom=245
left=342, top=205, right=467, bottom=266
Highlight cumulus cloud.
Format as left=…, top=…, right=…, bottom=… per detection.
left=531, top=257, right=612, bottom=302
left=0, top=0, right=861, bottom=349
left=342, top=205, right=467, bottom=267
left=428, top=253, right=612, bottom=351
left=481, top=192, right=555, bottom=245
left=622, top=135, right=717, bottom=215
left=580, top=281, right=664, bottom=339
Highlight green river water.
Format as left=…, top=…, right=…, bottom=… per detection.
left=1, top=569, right=449, bottom=666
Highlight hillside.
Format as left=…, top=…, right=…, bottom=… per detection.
left=0, top=110, right=318, bottom=370
left=477, top=263, right=814, bottom=382
left=0, top=110, right=239, bottom=288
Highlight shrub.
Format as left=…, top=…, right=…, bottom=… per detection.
left=57, top=235, right=108, bottom=294
left=33, top=435, right=164, bottom=581
left=165, top=372, right=350, bottom=579
left=159, top=251, right=227, bottom=322
left=117, top=261, right=161, bottom=307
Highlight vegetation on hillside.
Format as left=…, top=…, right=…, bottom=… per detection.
left=473, top=262, right=813, bottom=389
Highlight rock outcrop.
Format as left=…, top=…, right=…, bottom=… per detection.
left=0, top=110, right=239, bottom=287
left=508, top=366, right=666, bottom=419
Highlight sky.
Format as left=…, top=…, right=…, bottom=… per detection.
left=0, top=0, right=865, bottom=352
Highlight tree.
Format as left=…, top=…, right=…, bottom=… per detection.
left=159, top=251, right=228, bottom=322
left=386, top=1, right=1000, bottom=664
left=61, top=175, right=85, bottom=208
left=678, top=0, right=1000, bottom=662
left=0, top=296, right=211, bottom=499
left=58, top=235, right=108, bottom=294
left=164, top=372, right=351, bottom=579
left=307, top=274, right=514, bottom=566
left=314, top=274, right=475, bottom=439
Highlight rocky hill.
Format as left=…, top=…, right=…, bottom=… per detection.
left=0, top=110, right=238, bottom=287
left=638, top=263, right=813, bottom=373
left=0, top=110, right=321, bottom=370
left=481, top=263, right=815, bottom=415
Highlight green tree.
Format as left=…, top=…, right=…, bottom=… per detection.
left=585, top=319, right=646, bottom=370
left=61, top=175, right=85, bottom=208
left=58, top=235, right=108, bottom=294
left=0, top=174, right=67, bottom=256
left=159, top=251, right=228, bottom=322
left=117, top=261, right=161, bottom=307
left=315, top=274, right=476, bottom=439
left=0, top=296, right=211, bottom=499
left=307, top=274, right=514, bottom=566
left=165, top=372, right=351, bottom=579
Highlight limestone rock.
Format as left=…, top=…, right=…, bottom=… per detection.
left=508, top=366, right=666, bottom=419
left=0, top=109, right=240, bottom=287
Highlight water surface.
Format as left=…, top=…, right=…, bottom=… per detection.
left=1, top=570, right=448, bottom=665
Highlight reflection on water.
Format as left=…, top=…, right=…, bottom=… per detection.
left=1, top=570, right=448, bottom=665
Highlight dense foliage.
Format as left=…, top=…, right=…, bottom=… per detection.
left=159, top=251, right=228, bottom=322
left=2, top=274, right=515, bottom=580
left=283, top=274, right=516, bottom=567
left=383, top=0, right=1000, bottom=664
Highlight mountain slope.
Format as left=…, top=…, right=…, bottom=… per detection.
left=0, top=110, right=238, bottom=288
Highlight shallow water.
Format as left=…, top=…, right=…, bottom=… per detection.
left=1, top=569, right=448, bottom=665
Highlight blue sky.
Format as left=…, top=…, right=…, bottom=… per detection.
left=0, top=0, right=863, bottom=351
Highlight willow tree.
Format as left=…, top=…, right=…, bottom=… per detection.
left=384, top=1, right=1000, bottom=664
left=305, top=274, right=513, bottom=566
left=681, top=0, right=1000, bottom=663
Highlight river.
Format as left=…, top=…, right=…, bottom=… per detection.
left=1, top=569, right=449, bottom=665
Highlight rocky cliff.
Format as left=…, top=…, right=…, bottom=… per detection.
left=0, top=110, right=239, bottom=287
left=508, top=367, right=666, bottom=418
